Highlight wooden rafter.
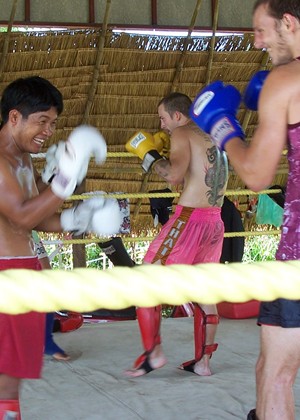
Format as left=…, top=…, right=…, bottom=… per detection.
left=171, top=0, right=203, bottom=92
left=82, top=0, right=112, bottom=124
left=0, top=0, right=18, bottom=77
left=74, top=0, right=112, bottom=265
left=151, top=0, right=158, bottom=26
left=133, top=172, right=151, bottom=220
left=24, top=0, right=30, bottom=22
left=205, top=0, right=220, bottom=85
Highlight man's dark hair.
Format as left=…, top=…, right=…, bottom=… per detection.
left=0, top=76, right=63, bottom=125
left=158, top=92, right=192, bottom=118
left=254, top=0, right=300, bottom=21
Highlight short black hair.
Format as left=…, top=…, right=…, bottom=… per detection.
left=0, top=76, right=63, bottom=125
left=158, top=92, right=192, bottom=118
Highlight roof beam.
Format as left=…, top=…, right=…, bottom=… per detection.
left=82, top=0, right=112, bottom=123
left=24, top=0, right=30, bottom=23
left=151, top=0, right=157, bottom=26
left=0, top=0, right=253, bottom=33
left=0, top=0, right=18, bottom=78
left=89, top=0, right=95, bottom=24
left=205, top=0, right=220, bottom=85
left=75, top=0, right=112, bottom=263
left=171, top=0, right=203, bottom=93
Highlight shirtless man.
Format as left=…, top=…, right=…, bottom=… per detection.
left=189, top=1, right=300, bottom=418
left=125, top=92, right=228, bottom=377
left=0, top=76, right=113, bottom=418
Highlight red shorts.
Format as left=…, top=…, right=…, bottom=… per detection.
left=0, top=257, right=45, bottom=379
left=144, top=205, right=224, bottom=265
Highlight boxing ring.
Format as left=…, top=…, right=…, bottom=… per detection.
left=2, top=261, right=300, bottom=419
left=22, top=317, right=261, bottom=420
left=20, top=317, right=300, bottom=420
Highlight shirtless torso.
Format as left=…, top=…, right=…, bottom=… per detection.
left=0, top=108, right=63, bottom=258
left=0, top=150, right=38, bottom=256
left=155, top=107, right=228, bottom=207
left=170, top=122, right=227, bottom=208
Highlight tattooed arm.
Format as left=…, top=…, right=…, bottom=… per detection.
left=154, top=159, right=177, bottom=181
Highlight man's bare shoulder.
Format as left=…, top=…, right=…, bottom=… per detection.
left=260, top=64, right=300, bottom=121
left=266, top=63, right=300, bottom=92
left=174, top=121, right=211, bottom=141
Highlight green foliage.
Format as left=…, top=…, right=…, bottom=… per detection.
left=162, top=305, right=174, bottom=318
left=42, top=232, right=280, bottom=269
left=86, top=244, right=110, bottom=269
left=243, top=234, right=280, bottom=263
left=44, top=243, right=73, bottom=270
left=41, top=237, right=150, bottom=270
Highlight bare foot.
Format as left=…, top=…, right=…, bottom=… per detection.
left=51, top=352, right=71, bottom=361
left=179, top=358, right=212, bottom=376
left=124, top=348, right=167, bottom=377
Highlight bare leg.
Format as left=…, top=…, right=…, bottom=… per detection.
left=0, top=374, right=20, bottom=399
left=256, top=325, right=300, bottom=420
left=192, top=303, right=218, bottom=376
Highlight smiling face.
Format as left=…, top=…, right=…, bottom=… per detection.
left=10, top=107, right=58, bottom=154
left=253, top=4, right=294, bottom=65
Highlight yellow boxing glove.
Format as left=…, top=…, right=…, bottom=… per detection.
left=153, top=131, right=170, bottom=158
left=125, top=130, right=165, bottom=172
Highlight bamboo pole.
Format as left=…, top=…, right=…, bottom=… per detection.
left=133, top=172, right=152, bottom=220
left=76, top=0, right=112, bottom=265
left=205, top=0, right=220, bottom=85
left=0, top=0, right=18, bottom=78
left=81, top=0, right=112, bottom=123
left=171, top=0, right=203, bottom=92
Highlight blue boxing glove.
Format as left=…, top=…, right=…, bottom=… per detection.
left=190, top=81, right=244, bottom=151
left=243, top=70, right=270, bottom=111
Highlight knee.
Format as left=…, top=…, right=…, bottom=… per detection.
left=256, top=356, right=296, bottom=389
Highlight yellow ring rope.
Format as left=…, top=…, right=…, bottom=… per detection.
left=0, top=260, right=298, bottom=314
left=44, top=230, right=280, bottom=246
left=68, top=189, right=282, bottom=201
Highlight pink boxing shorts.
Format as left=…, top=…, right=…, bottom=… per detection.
left=0, top=257, right=45, bottom=378
left=144, top=205, right=224, bottom=265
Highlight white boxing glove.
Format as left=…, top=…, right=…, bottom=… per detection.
left=60, top=192, right=122, bottom=237
left=89, top=194, right=123, bottom=236
left=51, top=125, right=107, bottom=199
left=60, top=196, right=104, bottom=236
left=42, top=141, right=65, bottom=184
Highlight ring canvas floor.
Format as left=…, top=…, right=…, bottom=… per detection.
left=21, top=317, right=300, bottom=420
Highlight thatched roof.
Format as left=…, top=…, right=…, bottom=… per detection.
left=0, top=28, right=287, bottom=234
